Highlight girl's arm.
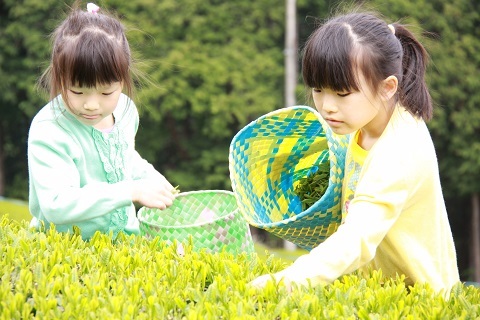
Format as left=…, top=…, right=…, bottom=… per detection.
left=252, top=186, right=408, bottom=288
left=274, top=185, right=408, bottom=287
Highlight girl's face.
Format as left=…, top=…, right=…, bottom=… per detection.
left=312, top=72, right=393, bottom=139
left=64, top=82, right=123, bottom=129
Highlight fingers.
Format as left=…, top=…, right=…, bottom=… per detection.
left=249, top=273, right=293, bottom=292
left=249, top=274, right=273, bottom=288
left=159, top=192, right=175, bottom=207
left=159, top=186, right=176, bottom=203
left=152, top=178, right=177, bottom=198
left=143, top=195, right=172, bottom=210
left=132, top=178, right=178, bottom=209
left=147, top=187, right=176, bottom=209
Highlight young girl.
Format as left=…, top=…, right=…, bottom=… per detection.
left=251, top=11, right=460, bottom=294
left=28, top=3, right=176, bottom=240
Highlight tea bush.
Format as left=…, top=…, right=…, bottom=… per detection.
left=1, top=216, right=479, bottom=319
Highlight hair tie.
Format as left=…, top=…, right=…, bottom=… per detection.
left=87, top=3, right=100, bottom=14
left=388, top=24, right=395, bottom=35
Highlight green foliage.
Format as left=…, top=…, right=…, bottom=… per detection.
left=294, top=162, right=330, bottom=211
left=426, top=0, right=480, bottom=196
left=0, top=0, right=64, bottom=198
left=1, top=216, right=479, bottom=318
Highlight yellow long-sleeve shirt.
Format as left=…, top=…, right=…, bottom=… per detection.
left=276, top=106, right=460, bottom=295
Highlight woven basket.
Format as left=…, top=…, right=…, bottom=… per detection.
left=138, top=190, right=254, bottom=254
left=229, top=106, right=349, bottom=250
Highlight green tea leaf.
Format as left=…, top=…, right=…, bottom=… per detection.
left=294, top=162, right=330, bottom=211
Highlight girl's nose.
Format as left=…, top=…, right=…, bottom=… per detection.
left=321, top=96, right=337, bottom=113
left=322, top=102, right=337, bottom=113
left=83, top=101, right=100, bottom=111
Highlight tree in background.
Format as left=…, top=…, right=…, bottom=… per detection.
left=0, top=0, right=60, bottom=198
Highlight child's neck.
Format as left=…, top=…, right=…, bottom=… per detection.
left=357, top=131, right=377, bottom=151
left=94, top=114, right=115, bottom=131
left=358, top=104, right=395, bottom=150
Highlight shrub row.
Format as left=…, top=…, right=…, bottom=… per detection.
left=1, top=216, right=479, bottom=319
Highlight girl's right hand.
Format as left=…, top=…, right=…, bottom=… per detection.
left=131, top=179, right=177, bottom=209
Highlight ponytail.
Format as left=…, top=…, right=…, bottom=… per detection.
left=393, top=24, right=432, bottom=121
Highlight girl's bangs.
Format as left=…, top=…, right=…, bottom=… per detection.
left=61, top=36, right=127, bottom=88
left=302, top=24, right=359, bottom=92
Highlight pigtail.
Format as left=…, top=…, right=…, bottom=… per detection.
left=393, top=24, right=433, bottom=121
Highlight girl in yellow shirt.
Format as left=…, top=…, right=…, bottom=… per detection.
left=251, top=10, right=460, bottom=295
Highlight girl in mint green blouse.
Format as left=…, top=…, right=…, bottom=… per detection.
left=28, top=3, right=176, bottom=240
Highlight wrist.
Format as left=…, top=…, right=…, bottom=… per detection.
left=130, top=180, right=140, bottom=203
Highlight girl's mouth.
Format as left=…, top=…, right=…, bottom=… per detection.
left=82, top=114, right=100, bottom=120
left=324, top=118, right=342, bottom=126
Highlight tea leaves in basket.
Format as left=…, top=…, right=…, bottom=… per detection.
left=294, top=161, right=330, bottom=211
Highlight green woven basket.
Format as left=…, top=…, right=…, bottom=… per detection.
left=138, top=190, right=254, bottom=254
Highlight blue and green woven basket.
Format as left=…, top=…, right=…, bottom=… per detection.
left=229, top=106, right=349, bottom=251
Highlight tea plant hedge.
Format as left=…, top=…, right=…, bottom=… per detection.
left=1, top=216, right=479, bottom=319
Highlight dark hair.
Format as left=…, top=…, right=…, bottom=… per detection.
left=302, top=12, right=432, bottom=121
left=38, top=2, right=135, bottom=109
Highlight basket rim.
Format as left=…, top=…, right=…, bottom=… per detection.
left=228, top=105, right=318, bottom=152
left=137, top=189, right=240, bottom=229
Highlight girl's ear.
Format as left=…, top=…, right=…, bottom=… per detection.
left=380, top=75, right=398, bottom=101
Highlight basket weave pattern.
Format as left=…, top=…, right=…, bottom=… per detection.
left=138, top=190, right=254, bottom=254
left=229, top=106, right=349, bottom=250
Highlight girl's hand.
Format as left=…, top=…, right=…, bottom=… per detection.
left=249, top=274, right=274, bottom=288
left=249, top=271, right=293, bottom=292
left=132, top=178, right=177, bottom=209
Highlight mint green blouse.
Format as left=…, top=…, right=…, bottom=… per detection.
left=28, top=94, right=162, bottom=240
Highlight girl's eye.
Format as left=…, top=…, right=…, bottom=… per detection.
left=102, top=92, right=114, bottom=96
left=337, top=92, right=351, bottom=97
left=313, top=88, right=322, bottom=93
left=69, top=90, right=83, bottom=95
